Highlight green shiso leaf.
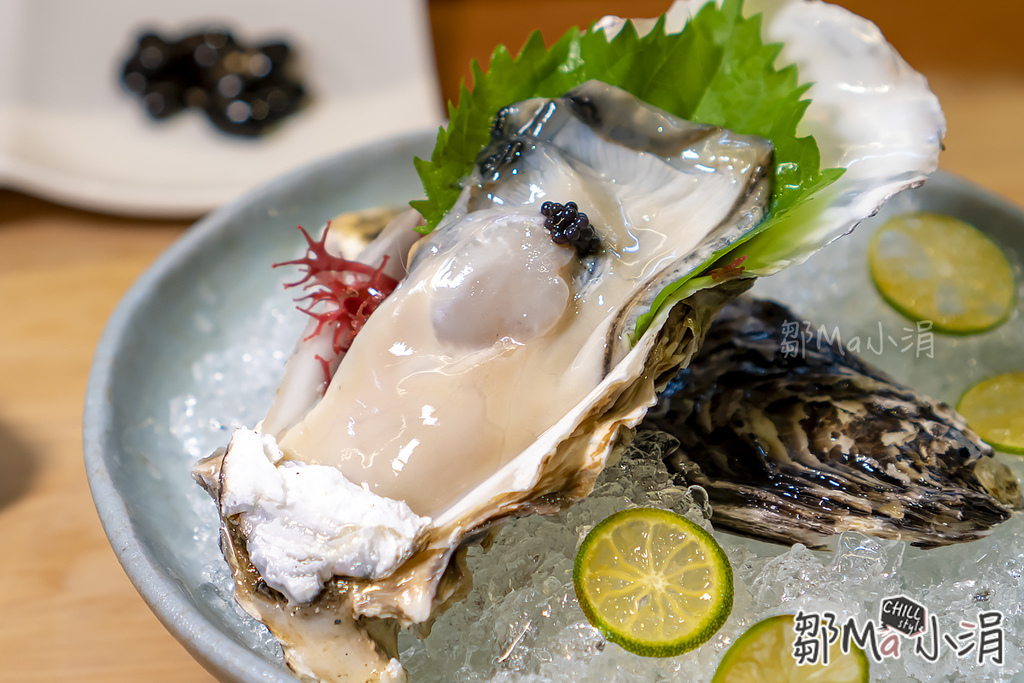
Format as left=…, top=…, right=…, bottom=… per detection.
left=411, top=0, right=844, bottom=337
left=410, top=28, right=583, bottom=230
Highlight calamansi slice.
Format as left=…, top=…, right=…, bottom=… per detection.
left=958, top=372, right=1024, bottom=455
left=869, top=212, right=1016, bottom=335
left=711, top=614, right=869, bottom=683
left=572, top=507, right=733, bottom=657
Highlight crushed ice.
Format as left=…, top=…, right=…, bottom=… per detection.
left=399, top=453, right=1024, bottom=682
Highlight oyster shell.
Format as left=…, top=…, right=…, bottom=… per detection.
left=640, top=297, right=1023, bottom=549
left=597, top=0, right=946, bottom=274
left=198, top=80, right=770, bottom=681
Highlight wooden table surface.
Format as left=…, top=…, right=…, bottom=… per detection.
left=1, top=2, right=1022, bottom=681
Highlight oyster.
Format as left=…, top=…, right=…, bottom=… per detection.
left=198, top=79, right=769, bottom=680
left=640, top=297, right=1023, bottom=549
left=192, top=1, right=945, bottom=681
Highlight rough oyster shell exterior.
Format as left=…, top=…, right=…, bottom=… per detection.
left=640, top=297, right=1022, bottom=549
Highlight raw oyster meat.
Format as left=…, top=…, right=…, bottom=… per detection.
left=640, top=297, right=1023, bottom=549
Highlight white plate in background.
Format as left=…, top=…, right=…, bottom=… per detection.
left=0, top=0, right=443, bottom=217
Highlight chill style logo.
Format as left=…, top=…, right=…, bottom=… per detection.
left=880, top=596, right=926, bottom=637
left=792, top=596, right=1006, bottom=667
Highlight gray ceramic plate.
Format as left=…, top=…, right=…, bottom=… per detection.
left=84, top=133, right=1024, bottom=682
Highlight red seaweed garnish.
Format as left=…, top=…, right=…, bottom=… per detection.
left=313, top=354, right=333, bottom=389
left=274, top=224, right=400, bottom=363
left=709, top=254, right=748, bottom=282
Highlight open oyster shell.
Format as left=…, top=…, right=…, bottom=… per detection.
left=639, top=297, right=1022, bottom=550
left=198, top=80, right=768, bottom=680
left=193, top=1, right=944, bottom=680
left=597, top=0, right=946, bottom=274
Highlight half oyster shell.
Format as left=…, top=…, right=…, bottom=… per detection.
left=640, top=297, right=1022, bottom=549
left=597, top=0, right=946, bottom=274
left=198, top=80, right=771, bottom=680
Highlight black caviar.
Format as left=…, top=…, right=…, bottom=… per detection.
left=540, top=201, right=601, bottom=257
left=121, top=28, right=305, bottom=137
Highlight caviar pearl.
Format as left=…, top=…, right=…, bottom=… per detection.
left=540, top=201, right=602, bottom=257
left=121, top=28, right=305, bottom=137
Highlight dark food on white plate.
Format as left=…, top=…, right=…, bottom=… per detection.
left=121, top=27, right=305, bottom=137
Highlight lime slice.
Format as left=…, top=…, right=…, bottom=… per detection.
left=712, top=614, right=869, bottom=683
left=868, top=212, right=1016, bottom=335
left=572, top=507, right=732, bottom=657
left=958, top=372, right=1024, bottom=454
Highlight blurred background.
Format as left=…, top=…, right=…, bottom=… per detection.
left=0, top=1, right=1022, bottom=682
left=2, top=0, right=1024, bottom=217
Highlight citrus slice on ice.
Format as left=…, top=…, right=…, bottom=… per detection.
left=868, top=212, right=1015, bottom=335
left=958, top=372, right=1024, bottom=455
left=711, top=614, right=869, bottom=683
left=572, top=507, right=732, bottom=657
